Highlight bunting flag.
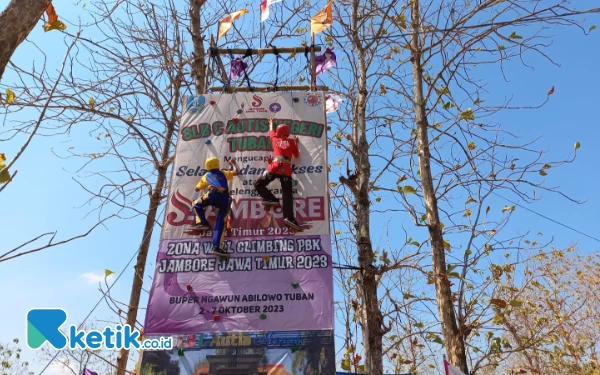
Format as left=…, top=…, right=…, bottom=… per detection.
left=315, top=47, right=337, bottom=75
left=43, top=3, right=67, bottom=32
left=83, top=369, right=98, bottom=375
left=230, top=58, right=248, bottom=79
left=260, top=0, right=283, bottom=22
left=217, top=9, right=249, bottom=40
left=444, top=359, right=467, bottom=375
left=325, top=94, right=343, bottom=113
left=311, top=0, right=333, bottom=35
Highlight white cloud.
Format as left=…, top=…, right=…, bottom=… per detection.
left=81, top=272, right=115, bottom=284
left=46, top=362, right=74, bottom=375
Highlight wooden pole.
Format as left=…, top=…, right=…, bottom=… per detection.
left=212, top=46, right=322, bottom=56
left=210, top=35, right=230, bottom=86
left=209, top=85, right=329, bottom=93
left=310, top=35, right=317, bottom=91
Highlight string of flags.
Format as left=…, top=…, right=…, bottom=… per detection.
left=218, top=0, right=335, bottom=39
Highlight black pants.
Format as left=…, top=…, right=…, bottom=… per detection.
left=254, top=172, right=294, bottom=219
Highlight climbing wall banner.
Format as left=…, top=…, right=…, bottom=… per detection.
left=139, top=331, right=335, bottom=375
left=144, top=92, right=333, bottom=334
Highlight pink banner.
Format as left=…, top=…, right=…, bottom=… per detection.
left=144, top=235, right=333, bottom=334
left=144, top=92, right=333, bottom=335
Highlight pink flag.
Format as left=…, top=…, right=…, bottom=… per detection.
left=260, top=0, right=283, bottom=22
left=444, top=360, right=467, bottom=375
left=325, top=94, right=343, bottom=113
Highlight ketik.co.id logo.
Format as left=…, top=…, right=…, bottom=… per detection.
left=26, top=309, right=172, bottom=350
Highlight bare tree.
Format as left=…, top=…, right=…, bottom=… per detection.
left=377, top=0, right=595, bottom=372
left=3, top=0, right=206, bottom=372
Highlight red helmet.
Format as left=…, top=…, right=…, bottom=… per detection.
left=276, top=124, right=290, bottom=138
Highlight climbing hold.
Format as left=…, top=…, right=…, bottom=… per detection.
left=259, top=314, right=267, bottom=320
left=213, top=314, right=220, bottom=321
left=236, top=109, right=243, bottom=114
left=205, top=139, right=211, bottom=144
left=186, top=284, right=193, bottom=292
left=262, top=256, right=270, bottom=262
left=291, top=282, right=300, bottom=289
left=232, top=118, right=240, bottom=124
left=177, top=347, right=184, bottom=356
left=294, top=179, right=299, bottom=186
left=210, top=100, right=216, bottom=105
left=293, top=98, right=299, bottom=103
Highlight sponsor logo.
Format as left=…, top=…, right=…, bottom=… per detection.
left=251, top=95, right=263, bottom=107
left=269, top=103, right=281, bottom=113
left=244, top=95, right=268, bottom=113
left=303, top=93, right=322, bottom=107
left=187, top=96, right=205, bottom=113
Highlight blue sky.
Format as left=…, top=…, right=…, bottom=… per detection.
left=1, top=1, right=599, bottom=375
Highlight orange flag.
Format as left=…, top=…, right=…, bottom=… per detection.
left=43, top=3, right=67, bottom=32
left=311, top=1, right=333, bottom=35
left=217, top=9, right=249, bottom=40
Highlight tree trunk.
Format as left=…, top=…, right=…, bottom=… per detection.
left=115, top=3, right=208, bottom=373
left=115, top=162, right=170, bottom=375
left=409, top=0, right=469, bottom=373
left=344, top=0, right=385, bottom=371
left=189, top=0, right=207, bottom=95
left=0, top=0, right=51, bottom=82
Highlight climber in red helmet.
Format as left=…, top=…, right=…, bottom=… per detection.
left=254, top=118, right=302, bottom=231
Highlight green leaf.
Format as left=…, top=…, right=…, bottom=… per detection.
left=380, top=83, right=387, bottom=95
left=465, top=196, right=477, bottom=204
left=448, top=271, right=461, bottom=279
left=410, top=241, right=420, bottom=247
left=443, top=102, right=452, bottom=110
left=590, top=25, right=596, bottom=32
left=460, top=108, right=475, bottom=121
left=574, top=141, right=581, bottom=150
left=341, top=359, right=351, bottom=371
left=474, top=98, right=484, bottom=105
left=509, top=31, right=522, bottom=39
left=509, top=300, right=523, bottom=307
left=375, top=197, right=381, bottom=202
left=465, top=249, right=472, bottom=256
left=402, top=185, right=416, bottom=194
left=414, top=322, right=424, bottom=328
left=498, top=45, right=505, bottom=51
left=443, top=239, right=451, bottom=251
left=539, top=169, right=547, bottom=176
left=493, top=314, right=505, bottom=324
left=420, top=213, right=427, bottom=222
left=396, top=13, right=407, bottom=29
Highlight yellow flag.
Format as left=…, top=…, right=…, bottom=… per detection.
left=218, top=9, right=249, bottom=40
left=105, top=269, right=115, bottom=277
left=311, top=1, right=333, bottom=35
